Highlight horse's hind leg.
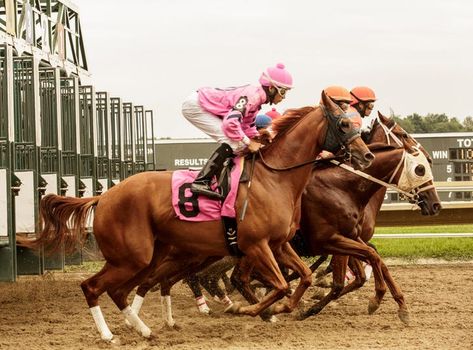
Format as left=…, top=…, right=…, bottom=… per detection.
left=81, top=251, right=155, bottom=340
left=185, top=273, right=211, bottom=314
left=81, top=261, right=152, bottom=340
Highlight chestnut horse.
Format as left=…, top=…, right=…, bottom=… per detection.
left=19, top=91, right=374, bottom=341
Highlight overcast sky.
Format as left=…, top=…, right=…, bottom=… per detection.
left=77, top=0, right=473, bottom=139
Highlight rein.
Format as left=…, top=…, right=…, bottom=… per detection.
left=329, top=158, right=417, bottom=200
left=256, top=106, right=356, bottom=172
left=330, top=149, right=435, bottom=202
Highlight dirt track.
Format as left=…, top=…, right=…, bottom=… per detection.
left=1, top=263, right=472, bottom=350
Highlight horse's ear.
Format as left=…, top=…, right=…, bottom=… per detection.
left=321, top=90, right=338, bottom=114
left=378, top=111, right=390, bottom=120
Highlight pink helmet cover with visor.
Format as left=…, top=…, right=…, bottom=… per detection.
left=259, top=63, right=294, bottom=89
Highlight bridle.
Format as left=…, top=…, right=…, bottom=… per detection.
left=332, top=116, right=435, bottom=205
left=257, top=105, right=357, bottom=172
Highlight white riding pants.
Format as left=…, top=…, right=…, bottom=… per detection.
left=182, top=91, right=245, bottom=152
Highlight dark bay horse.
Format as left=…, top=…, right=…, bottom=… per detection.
left=223, top=112, right=440, bottom=325
left=296, top=113, right=441, bottom=321
left=19, top=91, right=374, bottom=341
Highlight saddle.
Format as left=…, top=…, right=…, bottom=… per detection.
left=171, top=156, right=250, bottom=256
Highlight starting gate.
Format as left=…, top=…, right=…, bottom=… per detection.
left=0, top=0, right=157, bottom=281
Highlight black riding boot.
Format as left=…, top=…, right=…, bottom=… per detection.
left=191, top=143, right=234, bottom=200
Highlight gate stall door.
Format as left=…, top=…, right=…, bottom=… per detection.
left=134, top=106, right=146, bottom=173
left=121, top=102, right=135, bottom=179
left=110, top=97, right=122, bottom=185
left=60, top=76, right=79, bottom=196
left=78, top=85, right=97, bottom=197
left=13, top=56, right=43, bottom=275
left=39, top=67, right=64, bottom=270
left=96, top=92, right=111, bottom=192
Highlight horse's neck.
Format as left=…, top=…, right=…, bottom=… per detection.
left=339, top=148, right=404, bottom=204
left=259, top=110, right=325, bottom=195
left=263, top=110, right=325, bottom=168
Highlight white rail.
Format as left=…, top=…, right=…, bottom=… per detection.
left=373, top=233, right=473, bottom=239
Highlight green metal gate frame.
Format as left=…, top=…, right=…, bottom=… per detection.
left=0, top=44, right=17, bottom=281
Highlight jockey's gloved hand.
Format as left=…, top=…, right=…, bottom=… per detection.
left=248, top=139, right=263, bottom=153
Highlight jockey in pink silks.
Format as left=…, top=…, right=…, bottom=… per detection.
left=182, top=63, right=294, bottom=199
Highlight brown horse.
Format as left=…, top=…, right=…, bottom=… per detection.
left=296, top=113, right=440, bottom=321
left=19, top=91, right=374, bottom=341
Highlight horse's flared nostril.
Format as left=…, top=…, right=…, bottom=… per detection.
left=364, top=152, right=375, bottom=162
left=433, top=202, right=442, bottom=213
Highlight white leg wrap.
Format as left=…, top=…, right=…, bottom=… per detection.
left=221, top=295, right=233, bottom=311
left=196, top=295, right=211, bottom=314
left=130, top=294, right=144, bottom=314
left=364, top=263, right=373, bottom=282
left=90, top=306, right=113, bottom=341
left=161, top=295, right=175, bottom=327
left=122, top=306, right=151, bottom=338
left=125, top=295, right=145, bottom=328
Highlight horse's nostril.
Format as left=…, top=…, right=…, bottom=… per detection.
left=433, top=202, right=442, bottom=212
left=364, top=152, right=375, bottom=161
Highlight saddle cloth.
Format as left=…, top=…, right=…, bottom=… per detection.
left=171, top=157, right=244, bottom=221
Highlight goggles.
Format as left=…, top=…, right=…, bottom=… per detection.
left=364, top=102, right=375, bottom=110
left=273, top=85, right=289, bottom=97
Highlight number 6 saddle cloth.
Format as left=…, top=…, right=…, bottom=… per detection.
left=171, top=157, right=244, bottom=222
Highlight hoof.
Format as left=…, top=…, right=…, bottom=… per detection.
left=267, top=315, right=278, bottom=323
left=296, top=310, right=309, bottom=321
left=224, top=302, right=241, bottom=314
left=100, top=332, right=114, bottom=342
left=140, top=326, right=152, bottom=338
left=199, top=308, right=211, bottom=315
left=163, top=322, right=181, bottom=331
left=368, top=297, right=380, bottom=315
left=223, top=303, right=234, bottom=313
left=398, top=309, right=410, bottom=325
left=311, top=287, right=326, bottom=300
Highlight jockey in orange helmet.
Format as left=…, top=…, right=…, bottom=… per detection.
left=322, top=85, right=363, bottom=129
left=350, top=86, right=377, bottom=119
left=317, top=85, right=361, bottom=159
left=182, top=63, right=294, bottom=199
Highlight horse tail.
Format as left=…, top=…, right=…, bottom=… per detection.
left=17, top=194, right=100, bottom=255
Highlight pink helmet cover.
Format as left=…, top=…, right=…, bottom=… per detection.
left=259, top=63, right=293, bottom=89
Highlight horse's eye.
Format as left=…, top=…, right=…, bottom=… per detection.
left=415, top=164, right=425, bottom=177
left=338, top=119, right=351, bottom=134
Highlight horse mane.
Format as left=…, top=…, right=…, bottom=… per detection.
left=271, top=106, right=317, bottom=136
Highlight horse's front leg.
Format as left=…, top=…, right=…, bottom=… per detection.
left=320, top=236, right=388, bottom=315
left=379, top=257, right=409, bottom=324
left=231, top=242, right=289, bottom=317
left=271, top=242, right=313, bottom=315
left=299, top=255, right=348, bottom=319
